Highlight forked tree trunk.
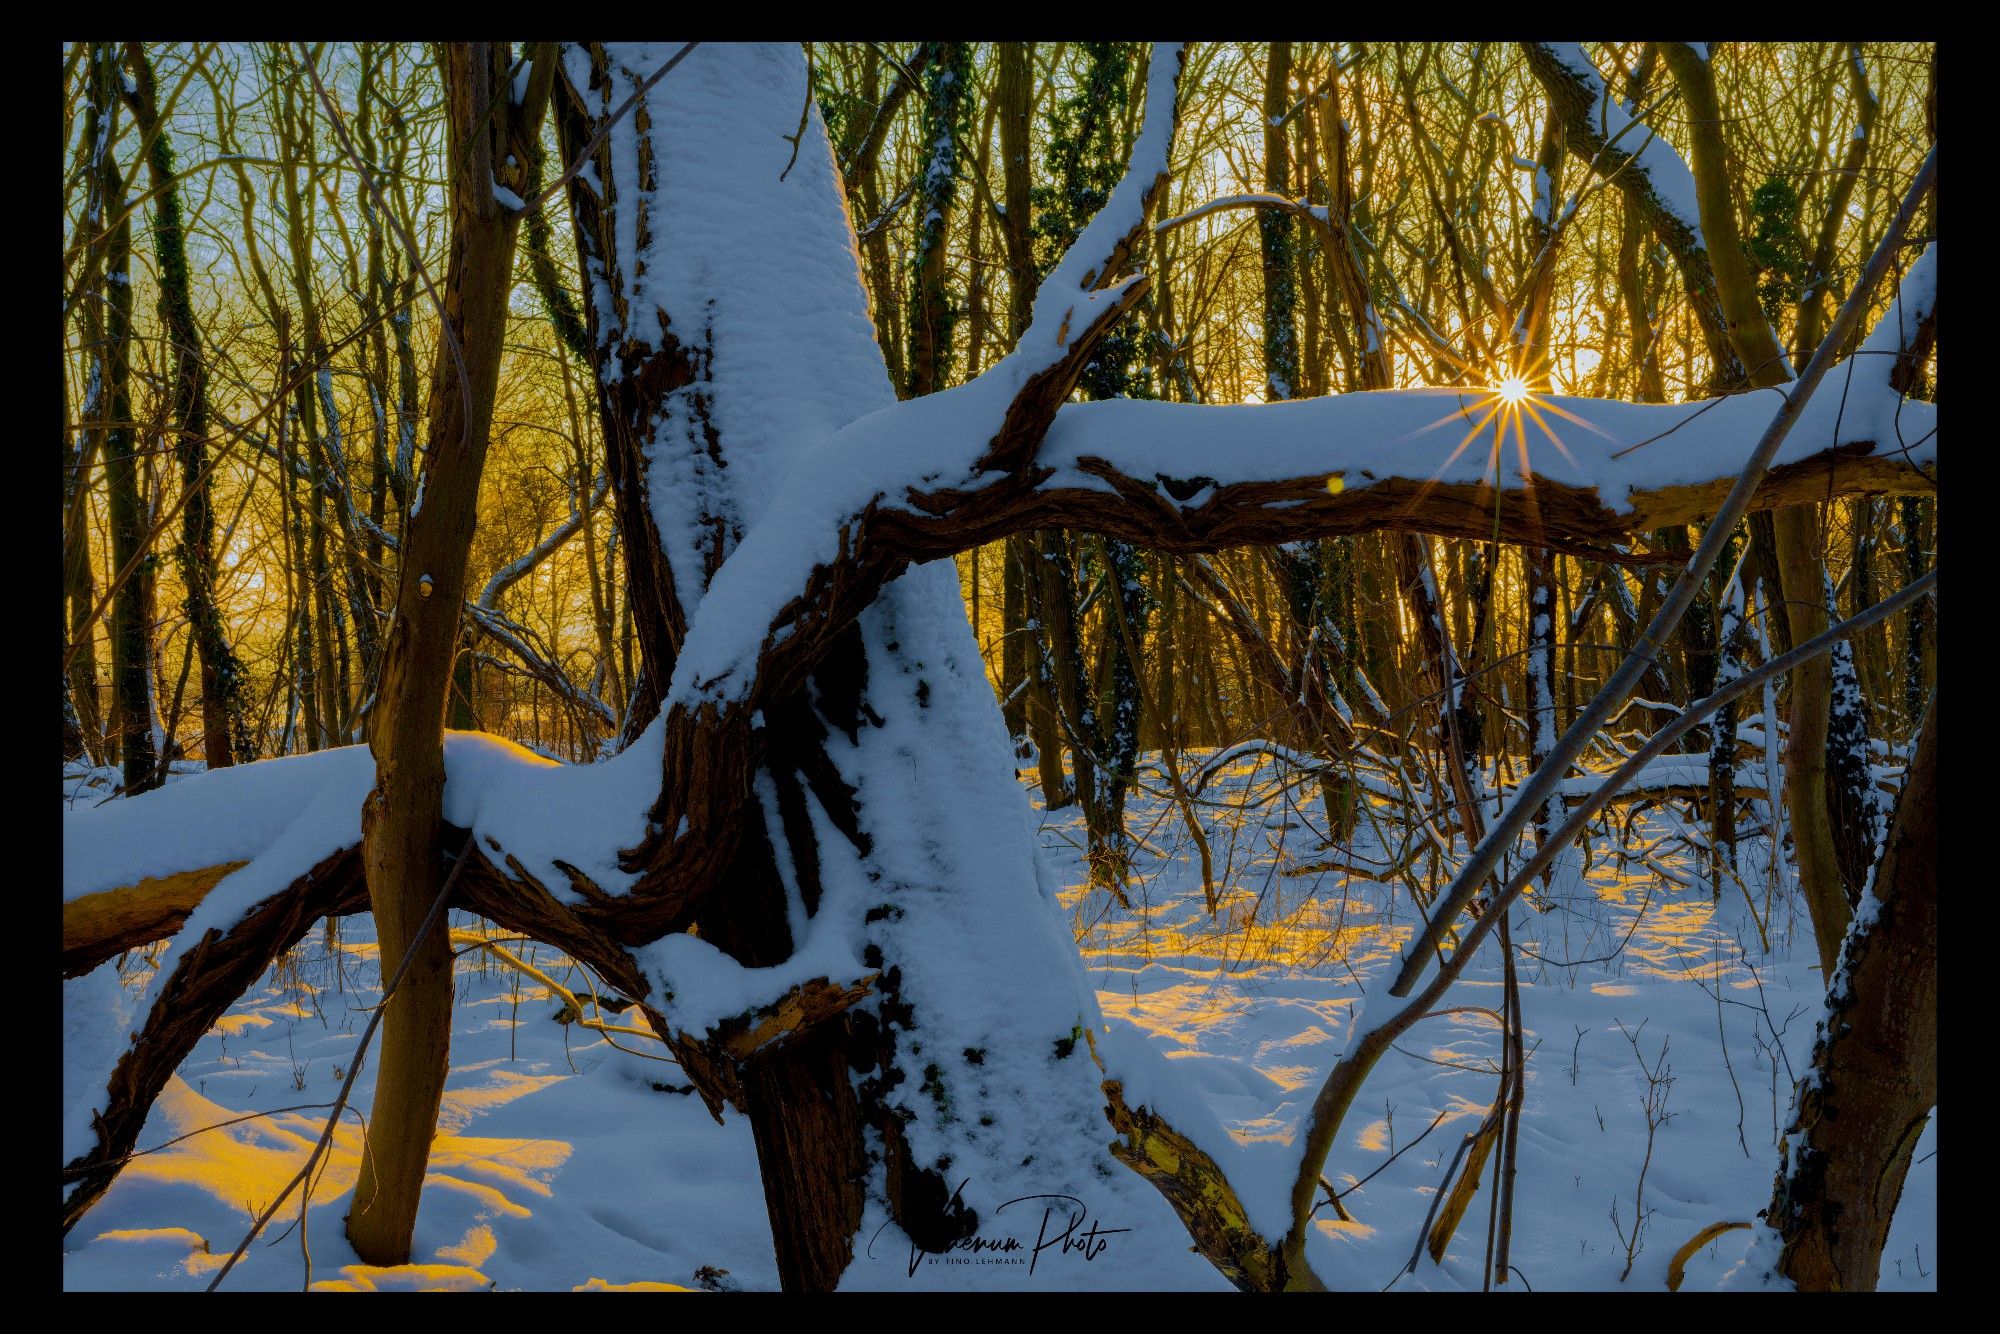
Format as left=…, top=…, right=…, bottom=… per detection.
left=552, top=42, right=1193, bottom=1288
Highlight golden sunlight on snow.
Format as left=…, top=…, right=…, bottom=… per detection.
left=312, top=1263, right=496, bottom=1292
left=89, top=1228, right=229, bottom=1280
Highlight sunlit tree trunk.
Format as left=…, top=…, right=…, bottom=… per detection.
left=1662, top=41, right=1849, bottom=976
left=347, top=41, right=556, bottom=1267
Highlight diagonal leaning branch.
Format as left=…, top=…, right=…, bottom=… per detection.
left=1521, top=42, right=1743, bottom=389
left=62, top=814, right=887, bottom=1231
left=1256, top=146, right=1938, bottom=1290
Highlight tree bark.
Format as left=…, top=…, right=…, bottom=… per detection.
left=1259, top=43, right=1299, bottom=401
left=89, top=43, right=160, bottom=794
left=123, top=45, right=251, bottom=770
left=997, top=46, right=1037, bottom=751
left=1766, top=690, right=1936, bottom=1290
left=905, top=43, right=972, bottom=398
left=347, top=41, right=555, bottom=1267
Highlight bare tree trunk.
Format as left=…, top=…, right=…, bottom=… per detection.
left=1259, top=42, right=1299, bottom=401
left=905, top=42, right=971, bottom=398
left=89, top=43, right=160, bottom=794
left=998, top=43, right=1039, bottom=755
left=347, top=42, right=555, bottom=1267
left=1661, top=42, right=1850, bottom=975
left=123, top=45, right=251, bottom=770
left=1765, top=691, right=1935, bottom=1290
left=1525, top=544, right=1561, bottom=861
left=1772, top=507, right=1846, bottom=972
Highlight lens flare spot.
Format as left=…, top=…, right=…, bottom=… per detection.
left=1326, top=474, right=1346, bottom=496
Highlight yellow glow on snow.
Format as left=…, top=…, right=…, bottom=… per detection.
left=436, top=1223, right=500, bottom=1268
left=312, top=1263, right=496, bottom=1292
left=90, top=1227, right=230, bottom=1278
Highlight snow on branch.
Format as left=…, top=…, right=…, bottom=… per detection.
left=1028, top=42, right=1186, bottom=330
left=650, top=41, right=1188, bottom=709
left=1522, top=42, right=1739, bottom=382
left=476, top=473, right=609, bottom=609
left=613, top=42, right=1191, bottom=924
left=62, top=729, right=668, bottom=925
left=1156, top=191, right=1328, bottom=237
left=1529, top=43, right=1704, bottom=244
left=677, top=366, right=1933, bottom=717
left=1857, top=242, right=1937, bottom=396
left=970, top=40, right=1186, bottom=475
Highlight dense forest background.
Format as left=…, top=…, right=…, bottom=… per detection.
left=62, top=41, right=1935, bottom=789
left=61, top=41, right=1937, bottom=1293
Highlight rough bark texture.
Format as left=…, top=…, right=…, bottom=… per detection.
left=905, top=43, right=971, bottom=399
left=1259, top=43, right=1300, bottom=402
left=1102, top=1078, right=1288, bottom=1291
left=1769, top=692, right=1936, bottom=1290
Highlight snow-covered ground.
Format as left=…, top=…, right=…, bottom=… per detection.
left=61, top=750, right=1936, bottom=1291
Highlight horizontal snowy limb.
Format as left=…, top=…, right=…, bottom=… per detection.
left=62, top=731, right=668, bottom=952
left=619, top=352, right=1934, bottom=914
left=985, top=377, right=1933, bottom=552
left=670, top=367, right=1933, bottom=714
